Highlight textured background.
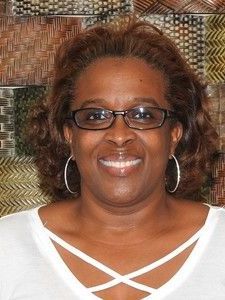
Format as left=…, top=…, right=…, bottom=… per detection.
left=0, top=0, right=225, bottom=216
left=0, top=17, right=81, bottom=85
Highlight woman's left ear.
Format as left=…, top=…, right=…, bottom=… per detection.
left=170, top=122, right=183, bottom=156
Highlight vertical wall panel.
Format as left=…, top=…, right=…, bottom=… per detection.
left=208, top=84, right=225, bottom=152
left=0, top=87, right=51, bottom=217
left=205, top=15, right=225, bottom=84
left=14, top=86, right=47, bottom=156
left=142, top=14, right=205, bottom=75
left=0, top=89, right=15, bottom=157
left=210, top=153, right=225, bottom=205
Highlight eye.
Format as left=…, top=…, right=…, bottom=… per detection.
left=83, top=109, right=112, bottom=123
left=87, top=111, right=106, bottom=120
left=132, top=108, right=155, bottom=120
left=133, top=111, right=153, bottom=119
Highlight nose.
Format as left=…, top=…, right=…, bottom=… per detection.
left=104, top=115, right=137, bottom=147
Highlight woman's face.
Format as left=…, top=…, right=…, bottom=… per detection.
left=64, top=57, right=182, bottom=208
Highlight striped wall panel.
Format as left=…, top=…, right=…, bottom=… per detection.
left=0, top=17, right=81, bottom=85
left=0, top=156, right=51, bottom=217
left=210, top=153, right=225, bottom=205
left=12, top=0, right=132, bottom=16
left=0, top=89, right=15, bottom=157
left=133, top=0, right=225, bottom=13
left=205, top=15, right=225, bottom=84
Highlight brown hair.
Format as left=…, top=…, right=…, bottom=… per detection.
left=28, top=17, right=218, bottom=200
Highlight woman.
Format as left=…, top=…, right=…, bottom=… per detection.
left=0, top=18, right=224, bottom=299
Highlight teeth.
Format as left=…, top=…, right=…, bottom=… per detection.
left=100, top=159, right=141, bottom=168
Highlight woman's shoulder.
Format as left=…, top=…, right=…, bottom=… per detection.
left=0, top=207, right=41, bottom=241
left=171, top=198, right=225, bottom=233
left=191, top=201, right=225, bottom=224
left=208, top=204, right=225, bottom=226
left=187, top=202, right=225, bottom=238
left=0, top=207, right=46, bottom=287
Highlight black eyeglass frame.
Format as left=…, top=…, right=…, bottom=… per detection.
left=66, top=107, right=177, bottom=130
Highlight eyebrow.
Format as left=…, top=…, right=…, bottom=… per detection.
left=80, top=98, right=106, bottom=108
left=79, top=97, right=160, bottom=109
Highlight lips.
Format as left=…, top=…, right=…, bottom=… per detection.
left=98, top=154, right=142, bottom=177
left=99, top=159, right=141, bottom=168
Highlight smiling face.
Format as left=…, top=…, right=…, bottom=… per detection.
left=64, top=57, right=182, bottom=209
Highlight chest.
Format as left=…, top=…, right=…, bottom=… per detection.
left=52, top=238, right=195, bottom=299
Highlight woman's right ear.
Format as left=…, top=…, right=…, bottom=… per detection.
left=63, top=125, right=73, bottom=144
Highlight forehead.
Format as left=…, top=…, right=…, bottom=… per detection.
left=73, top=57, right=169, bottom=109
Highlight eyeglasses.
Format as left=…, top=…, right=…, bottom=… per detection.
left=67, top=107, right=176, bottom=130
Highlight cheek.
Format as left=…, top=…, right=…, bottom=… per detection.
left=142, top=129, right=171, bottom=155
left=71, top=131, right=101, bottom=166
left=141, top=130, right=172, bottom=174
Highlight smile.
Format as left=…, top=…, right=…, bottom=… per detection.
left=99, top=159, right=142, bottom=168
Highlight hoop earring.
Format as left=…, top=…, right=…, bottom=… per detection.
left=166, top=154, right=180, bottom=193
left=64, top=155, right=76, bottom=194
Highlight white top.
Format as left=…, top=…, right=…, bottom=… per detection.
left=0, top=205, right=225, bottom=299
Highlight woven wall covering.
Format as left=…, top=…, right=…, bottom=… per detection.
left=83, top=10, right=133, bottom=27
left=0, top=88, right=15, bottom=157
left=14, top=86, right=47, bottom=156
left=133, top=0, right=225, bottom=13
left=209, top=152, right=225, bottom=205
left=205, top=14, right=225, bottom=84
left=12, top=0, right=132, bottom=16
left=0, top=1, right=13, bottom=15
left=0, top=16, right=81, bottom=86
left=208, top=84, right=225, bottom=151
left=0, top=0, right=6, bottom=14
left=86, top=14, right=205, bottom=75
left=0, top=87, right=52, bottom=217
left=142, top=14, right=205, bottom=75
left=0, top=156, right=51, bottom=217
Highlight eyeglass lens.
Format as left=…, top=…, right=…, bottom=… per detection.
left=74, top=107, right=166, bottom=130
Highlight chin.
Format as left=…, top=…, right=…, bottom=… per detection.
left=97, top=187, right=145, bottom=210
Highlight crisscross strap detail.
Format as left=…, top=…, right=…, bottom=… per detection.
left=44, top=226, right=204, bottom=294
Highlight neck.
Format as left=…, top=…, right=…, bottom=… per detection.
left=73, top=189, right=176, bottom=245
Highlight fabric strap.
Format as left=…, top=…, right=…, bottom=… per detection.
left=44, top=226, right=204, bottom=294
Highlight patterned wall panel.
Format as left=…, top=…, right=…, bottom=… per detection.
left=0, top=1, right=13, bottom=15
left=205, top=15, right=225, bottom=84
left=0, top=156, right=51, bottom=217
left=85, top=14, right=205, bottom=75
left=133, top=0, right=225, bottom=13
left=0, top=16, right=81, bottom=86
left=0, top=87, right=51, bottom=216
left=0, top=14, right=205, bottom=85
left=0, top=88, right=15, bottom=157
left=209, top=152, right=225, bottom=205
left=14, top=86, right=48, bottom=156
left=7, top=0, right=225, bottom=15
left=0, top=0, right=6, bottom=14
left=208, top=84, right=225, bottom=151
left=12, top=0, right=132, bottom=16
left=141, top=14, right=205, bottom=75
left=83, top=10, right=132, bottom=27
left=207, top=85, right=225, bottom=205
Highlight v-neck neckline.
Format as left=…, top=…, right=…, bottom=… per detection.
left=30, top=205, right=216, bottom=300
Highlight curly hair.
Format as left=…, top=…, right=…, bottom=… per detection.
left=27, top=17, right=218, bottom=200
